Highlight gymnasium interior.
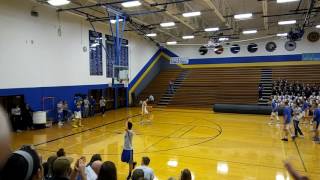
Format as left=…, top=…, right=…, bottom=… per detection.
left=1, top=0, right=320, bottom=179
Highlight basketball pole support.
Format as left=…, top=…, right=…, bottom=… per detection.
left=87, top=6, right=128, bottom=108
left=106, top=7, right=127, bottom=109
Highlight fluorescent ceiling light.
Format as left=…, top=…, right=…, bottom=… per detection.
left=278, top=20, right=296, bottom=25
left=234, top=13, right=252, bottom=20
left=277, top=33, right=288, bottom=37
left=182, top=35, right=194, bottom=39
left=110, top=19, right=123, bottom=24
left=146, top=33, right=157, bottom=37
left=160, top=22, right=175, bottom=27
left=182, top=11, right=201, bottom=17
left=316, top=25, right=320, bottom=28
left=166, top=41, right=177, bottom=45
left=243, top=29, right=257, bottom=34
left=121, top=1, right=141, bottom=7
left=219, top=37, right=229, bottom=41
left=48, top=0, right=70, bottom=6
left=205, top=27, right=219, bottom=32
left=277, top=0, right=299, bottom=3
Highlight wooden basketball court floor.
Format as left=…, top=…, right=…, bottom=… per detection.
left=11, top=107, right=320, bottom=179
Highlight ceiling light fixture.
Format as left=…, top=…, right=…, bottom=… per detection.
left=121, top=1, right=141, bottom=8
left=276, top=33, right=288, bottom=37
left=234, top=13, right=253, bottom=20
left=316, top=25, right=320, bottom=28
left=219, top=37, right=229, bottom=41
left=160, top=22, right=175, bottom=27
left=182, top=35, right=194, bottom=39
left=182, top=11, right=201, bottom=17
left=278, top=20, right=296, bottom=25
left=166, top=41, right=177, bottom=45
left=243, top=30, right=257, bottom=34
left=204, top=27, right=219, bottom=32
left=146, top=33, right=157, bottom=37
left=48, top=0, right=70, bottom=6
left=277, top=0, right=299, bottom=3
left=110, top=19, right=123, bottom=24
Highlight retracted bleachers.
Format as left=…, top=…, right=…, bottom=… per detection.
left=137, top=69, right=182, bottom=104
left=169, top=67, right=260, bottom=108
left=272, top=65, right=320, bottom=84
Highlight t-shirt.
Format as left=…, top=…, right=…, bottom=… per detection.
left=123, top=130, right=133, bottom=150
left=11, top=107, right=21, bottom=116
left=85, top=165, right=97, bottom=180
left=293, top=107, right=302, bottom=121
left=283, top=106, right=292, bottom=122
left=271, top=100, right=278, bottom=112
left=83, top=99, right=90, bottom=108
left=314, top=108, right=320, bottom=122
left=135, top=165, right=155, bottom=180
left=99, top=99, right=106, bottom=107
left=57, top=102, right=63, bottom=113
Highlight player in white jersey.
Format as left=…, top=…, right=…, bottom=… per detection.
left=141, top=98, right=152, bottom=124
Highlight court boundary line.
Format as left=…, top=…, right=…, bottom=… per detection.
left=293, top=138, right=308, bottom=172
left=36, top=113, right=223, bottom=155
left=33, top=113, right=141, bottom=147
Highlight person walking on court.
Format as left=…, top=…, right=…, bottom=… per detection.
left=282, top=101, right=292, bottom=141
left=292, top=102, right=304, bottom=139
left=11, top=105, right=22, bottom=132
left=121, top=121, right=136, bottom=180
left=57, top=101, right=64, bottom=126
left=269, top=96, right=280, bottom=125
left=312, top=103, right=320, bottom=142
left=99, top=96, right=107, bottom=117
left=89, top=96, right=96, bottom=117
left=83, top=97, right=90, bottom=118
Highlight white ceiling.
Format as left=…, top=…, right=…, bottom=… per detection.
left=43, top=0, right=320, bottom=44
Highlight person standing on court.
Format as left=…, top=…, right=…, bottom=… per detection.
left=312, top=103, right=320, bottom=142
left=89, top=96, right=96, bottom=117
left=83, top=96, right=90, bottom=118
left=11, top=105, right=22, bottom=132
left=121, top=121, right=136, bottom=180
left=99, top=96, right=107, bottom=117
left=282, top=101, right=292, bottom=141
left=292, top=102, right=303, bottom=139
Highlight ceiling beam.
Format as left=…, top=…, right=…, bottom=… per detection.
left=143, top=0, right=196, bottom=31
left=202, top=0, right=231, bottom=28
left=262, top=0, right=269, bottom=30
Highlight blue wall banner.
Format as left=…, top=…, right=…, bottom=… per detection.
left=89, top=30, right=103, bottom=75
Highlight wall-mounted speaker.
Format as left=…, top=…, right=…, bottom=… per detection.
left=199, top=46, right=208, bottom=55
left=285, top=41, right=296, bottom=51
left=307, top=32, right=320, bottom=42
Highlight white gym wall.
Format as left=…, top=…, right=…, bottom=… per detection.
left=0, top=0, right=158, bottom=89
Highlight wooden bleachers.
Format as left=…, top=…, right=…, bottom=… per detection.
left=136, top=64, right=320, bottom=109
left=272, top=65, right=320, bottom=84
left=137, top=69, right=182, bottom=104
left=169, top=67, right=260, bottom=108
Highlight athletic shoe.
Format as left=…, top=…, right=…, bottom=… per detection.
left=58, top=122, right=63, bottom=126
left=16, top=129, right=22, bottom=133
left=281, top=138, right=288, bottom=141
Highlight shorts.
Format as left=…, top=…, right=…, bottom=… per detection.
left=121, top=149, right=133, bottom=163
left=284, top=119, right=291, bottom=125
left=314, top=120, right=320, bottom=130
